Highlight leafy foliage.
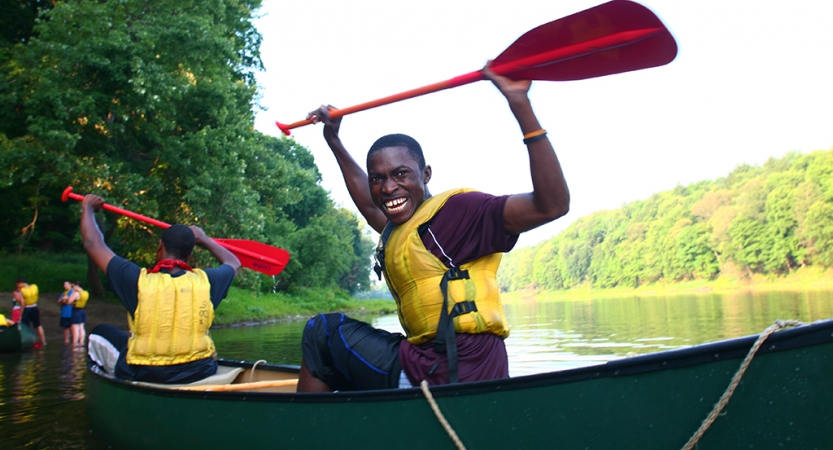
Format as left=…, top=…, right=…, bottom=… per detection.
left=0, top=0, right=373, bottom=294
left=499, top=149, right=833, bottom=291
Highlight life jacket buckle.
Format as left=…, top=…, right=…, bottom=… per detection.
left=451, top=301, right=477, bottom=317
left=446, top=267, right=469, bottom=281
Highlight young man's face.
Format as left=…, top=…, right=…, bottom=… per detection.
left=367, top=146, right=431, bottom=224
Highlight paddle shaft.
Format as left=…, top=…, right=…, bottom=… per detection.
left=175, top=378, right=299, bottom=392
left=62, top=189, right=282, bottom=268
left=276, top=27, right=663, bottom=135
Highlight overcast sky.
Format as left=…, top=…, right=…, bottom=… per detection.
left=251, top=0, right=833, bottom=248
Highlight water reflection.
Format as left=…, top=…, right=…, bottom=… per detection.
left=9, top=350, right=45, bottom=425
left=210, top=319, right=307, bottom=365
left=58, top=346, right=87, bottom=401
left=0, top=344, right=97, bottom=449
left=501, top=290, right=833, bottom=376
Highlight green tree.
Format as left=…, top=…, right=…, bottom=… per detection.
left=498, top=148, right=833, bottom=292
left=0, top=0, right=376, bottom=295
left=675, top=221, right=719, bottom=279
left=532, top=239, right=564, bottom=290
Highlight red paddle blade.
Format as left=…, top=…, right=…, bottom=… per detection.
left=276, top=0, right=676, bottom=135
left=492, top=0, right=677, bottom=81
left=213, top=238, right=290, bottom=277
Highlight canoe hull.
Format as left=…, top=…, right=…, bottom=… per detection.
left=0, top=323, right=38, bottom=353
left=87, top=320, right=833, bottom=449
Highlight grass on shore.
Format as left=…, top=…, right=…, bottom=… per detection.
left=1, top=252, right=91, bottom=293
left=501, top=265, right=833, bottom=302
left=1, top=252, right=397, bottom=325
left=215, top=287, right=397, bottom=325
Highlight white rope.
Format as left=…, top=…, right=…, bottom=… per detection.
left=420, top=380, right=467, bottom=450
left=682, top=319, right=804, bottom=450
left=249, top=359, right=267, bottom=382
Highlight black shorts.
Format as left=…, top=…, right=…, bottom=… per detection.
left=301, top=313, right=404, bottom=391
left=21, top=307, right=40, bottom=328
left=71, top=308, right=86, bottom=324
left=60, top=317, right=72, bottom=328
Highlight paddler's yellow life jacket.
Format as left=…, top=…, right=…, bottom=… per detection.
left=381, top=188, right=510, bottom=345
left=0, top=314, right=9, bottom=327
left=126, top=269, right=216, bottom=366
left=74, top=289, right=89, bottom=309
left=21, top=284, right=39, bottom=307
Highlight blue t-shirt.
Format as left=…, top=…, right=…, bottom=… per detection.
left=60, top=289, right=75, bottom=318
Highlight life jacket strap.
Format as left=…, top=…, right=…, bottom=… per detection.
left=434, top=267, right=476, bottom=384
left=374, top=221, right=397, bottom=280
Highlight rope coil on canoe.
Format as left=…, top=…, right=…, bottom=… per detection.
left=682, top=319, right=804, bottom=450
left=420, top=380, right=467, bottom=450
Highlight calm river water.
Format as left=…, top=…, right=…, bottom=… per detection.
left=2, top=290, right=832, bottom=448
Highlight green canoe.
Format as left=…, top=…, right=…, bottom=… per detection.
left=0, top=323, right=38, bottom=353
left=87, top=319, right=833, bottom=449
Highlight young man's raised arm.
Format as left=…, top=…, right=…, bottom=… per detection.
left=483, top=63, right=571, bottom=234
left=309, top=105, right=388, bottom=233
left=80, top=195, right=117, bottom=274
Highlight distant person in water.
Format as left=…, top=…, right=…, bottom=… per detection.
left=80, top=194, right=241, bottom=383
left=58, top=281, right=78, bottom=345
left=70, top=281, right=88, bottom=346
left=297, top=62, right=570, bottom=391
left=14, top=277, right=47, bottom=346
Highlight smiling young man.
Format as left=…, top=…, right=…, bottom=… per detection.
left=297, top=63, right=570, bottom=391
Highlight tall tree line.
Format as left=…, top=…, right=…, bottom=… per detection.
left=0, top=0, right=373, bottom=294
left=499, top=149, right=833, bottom=291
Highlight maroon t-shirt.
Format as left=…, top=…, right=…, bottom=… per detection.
left=398, top=191, right=518, bottom=386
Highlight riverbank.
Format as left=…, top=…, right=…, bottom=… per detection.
left=0, top=288, right=396, bottom=343
left=501, top=266, right=833, bottom=301
left=0, top=254, right=396, bottom=331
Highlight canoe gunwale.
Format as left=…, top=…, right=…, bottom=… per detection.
left=87, top=317, right=833, bottom=404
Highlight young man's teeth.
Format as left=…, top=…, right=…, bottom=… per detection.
left=386, top=198, right=407, bottom=213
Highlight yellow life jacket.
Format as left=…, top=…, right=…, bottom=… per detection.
left=382, top=188, right=510, bottom=345
left=0, top=314, right=9, bottom=327
left=21, top=284, right=39, bottom=306
left=126, top=268, right=216, bottom=366
left=74, top=289, right=90, bottom=309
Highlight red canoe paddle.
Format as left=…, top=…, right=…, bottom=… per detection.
left=276, top=0, right=677, bottom=136
left=61, top=187, right=290, bottom=276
